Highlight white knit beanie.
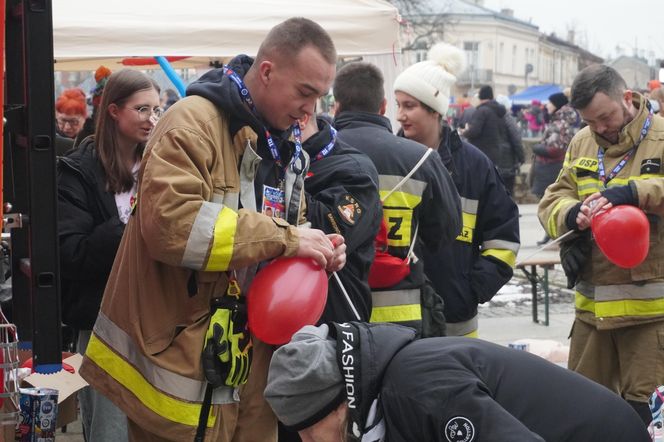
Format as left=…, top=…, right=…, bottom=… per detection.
left=393, top=42, right=466, bottom=115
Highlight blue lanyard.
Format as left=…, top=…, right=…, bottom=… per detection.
left=311, top=126, right=337, bottom=163
left=223, top=66, right=302, bottom=172
left=597, top=108, right=652, bottom=185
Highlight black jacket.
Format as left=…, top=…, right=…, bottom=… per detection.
left=333, top=322, right=650, bottom=442
left=422, top=127, right=520, bottom=325
left=334, top=111, right=461, bottom=292
left=58, top=138, right=126, bottom=330
left=464, top=100, right=508, bottom=165
left=304, top=117, right=381, bottom=322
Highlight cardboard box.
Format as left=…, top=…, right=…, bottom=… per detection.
left=0, top=352, right=87, bottom=441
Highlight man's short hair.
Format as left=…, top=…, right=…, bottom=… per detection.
left=333, top=62, right=385, bottom=113
left=571, top=65, right=627, bottom=110
left=256, top=17, right=337, bottom=65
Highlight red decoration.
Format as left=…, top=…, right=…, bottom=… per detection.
left=591, top=206, right=650, bottom=269
left=248, top=257, right=327, bottom=345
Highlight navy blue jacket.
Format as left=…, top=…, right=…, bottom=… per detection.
left=303, top=117, right=381, bottom=322
left=422, top=126, right=520, bottom=325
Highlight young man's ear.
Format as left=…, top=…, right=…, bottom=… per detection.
left=258, top=60, right=274, bottom=86
left=379, top=98, right=387, bottom=116
left=622, top=90, right=633, bottom=106
left=298, top=113, right=310, bottom=130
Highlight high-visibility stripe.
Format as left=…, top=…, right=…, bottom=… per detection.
left=380, top=190, right=422, bottom=210
left=482, top=248, right=517, bottom=268
left=92, top=312, right=233, bottom=405
left=575, top=292, right=664, bottom=318
left=446, top=315, right=478, bottom=337
left=459, top=197, right=479, bottom=214
left=482, top=240, right=520, bottom=253
left=379, top=175, right=427, bottom=200
left=370, top=289, right=421, bottom=323
left=577, top=281, right=664, bottom=302
left=456, top=211, right=477, bottom=244
left=463, top=330, right=479, bottom=338
left=547, top=198, right=576, bottom=238
left=371, top=289, right=420, bottom=307
left=205, top=206, right=239, bottom=271
left=86, top=333, right=216, bottom=428
left=370, top=304, right=422, bottom=323
left=182, top=202, right=221, bottom=270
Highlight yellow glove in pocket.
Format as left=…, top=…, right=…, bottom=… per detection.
left=202, top=296, right=252, bottom=388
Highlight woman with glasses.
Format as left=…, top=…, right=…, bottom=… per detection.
left=57, top=69, right=161, bottom=442
left=55, top=88, right=88, bottom=155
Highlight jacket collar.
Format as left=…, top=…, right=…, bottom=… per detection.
left=334, top=111, right=392, bottom=133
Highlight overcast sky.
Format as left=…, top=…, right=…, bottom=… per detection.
left=482, top=0, right=663, bottom=62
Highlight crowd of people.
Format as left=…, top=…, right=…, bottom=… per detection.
left=52, top=17, right=659, bottom=442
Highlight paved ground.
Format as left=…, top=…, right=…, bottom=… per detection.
left=54, top=204, right=572, bottom=440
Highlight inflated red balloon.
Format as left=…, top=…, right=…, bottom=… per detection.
left=248, top=257, right=328, bottom=345
left=591, top=205, right=650, bottom=269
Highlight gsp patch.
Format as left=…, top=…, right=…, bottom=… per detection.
left=336, top=194, right=362, bottom=226
left=641, top=158, right=661, bottom=174
left=443, top=416, right=475, bottom=442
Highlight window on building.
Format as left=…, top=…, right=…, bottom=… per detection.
left=512, top=45, right=517, bottom=73
left=464, top=41, right=480, bottom=70
left=499, top=42, right=504, bottom=72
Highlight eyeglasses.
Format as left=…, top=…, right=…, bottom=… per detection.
left=56, top=117, right=83, bottom=128
left=127, top=105, right=164, bottom=122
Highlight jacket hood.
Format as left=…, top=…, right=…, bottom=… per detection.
left=329, top=322, right=415, bottom=437
left=186, top=55, right=263, bottom=133
left=481, top=99, right=507, bottom=118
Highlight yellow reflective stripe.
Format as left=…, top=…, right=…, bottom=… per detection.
left=482, top=248, right=517, bottom=268
left=575, top=292, right=664, bottom=318
left=547, top=198, right=576, bottom=238
left=205, top=206, right=238, bottom=271
left=370, top=304, right=421, bottom=323
left=463, top=330, right=479, bottom=338
left=456, top=211, right=477, bottom=243
left=86, top=334, right=215, bottom=428
left=380, top=190, right=422, bottom=209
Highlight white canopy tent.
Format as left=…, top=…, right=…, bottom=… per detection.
left=52, top=0, right=402, bottom=71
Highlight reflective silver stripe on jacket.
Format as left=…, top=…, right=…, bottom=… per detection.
left=460, top=197, right=479, bottom=214
left=371, top=289, right=420, bottom=307
left=212, top=191, right=239, bottom=212
left=446, top=315, right=479, bottom=337
left=576, top=280, right=664, bottom=301
left=378, top=175, right=427, bottom=198
left=482, top=239, right=520, bottom=253
left=93, top=312, right=235, bottom=405
left=181, top=201, right=222, bottom=269
left=239, top=140, right=261, bottom=213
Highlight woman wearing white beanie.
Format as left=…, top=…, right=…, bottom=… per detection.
left=394, top=43, right=521, bottom=338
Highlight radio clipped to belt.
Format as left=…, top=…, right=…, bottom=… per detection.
left=202, top=275, right=253, bottom=388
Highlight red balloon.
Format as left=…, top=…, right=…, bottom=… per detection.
left=248, top=257, right=328, bottom=345
left=591, top=206, right=650, bottom=269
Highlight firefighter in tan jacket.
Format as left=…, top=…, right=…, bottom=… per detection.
left=538, top=65, right=664, bottom=424
left=80, top=19, right=345, bottom=441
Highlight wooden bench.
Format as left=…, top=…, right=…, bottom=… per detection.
left=516, top=250, right=560, bottom=326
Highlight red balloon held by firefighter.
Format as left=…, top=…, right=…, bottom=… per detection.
left=591, top=205, right=649, bottom=269
left=248, top=257, right=328, bottom=345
